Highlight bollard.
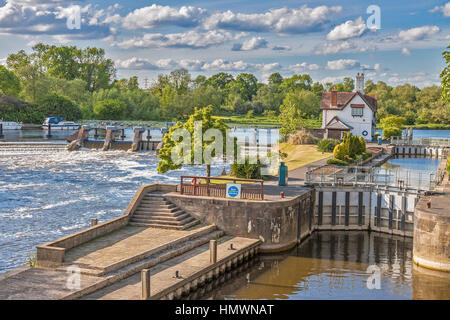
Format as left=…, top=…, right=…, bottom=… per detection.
left=141, top=269, right=151, bottom=300
left=46, top=123, right=52, bottom=138
left=91, top=218, right=98, bottom=227
left=0, top=123, right=4, bottom=139
left=427, top=201, right=431, bottom=209
left=94, top=128, right=99, bottom=140
left=210, top=240, right=217, bottom=264
left=280, top=192, right=285, bottom=198
left=121, top=129, right=126, bottom=140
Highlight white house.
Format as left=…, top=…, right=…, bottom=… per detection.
left=321, top=73, right=377, bottom=141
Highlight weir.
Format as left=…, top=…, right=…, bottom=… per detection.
left=67, top=125, right=164, bottom=152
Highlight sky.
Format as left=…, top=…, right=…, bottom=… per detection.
left=0, top=0, right=449, bottom=88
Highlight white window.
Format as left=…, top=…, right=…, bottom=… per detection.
left=352, top=107, right=363, bottom=116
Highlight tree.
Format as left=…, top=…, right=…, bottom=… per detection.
left=281, top=89, right=320, bottom=118
left=440, top=45, right=450, bottom=103
left=206, top=72, right=234, bottom=90
left=268, top=73, right=283, bottom=86
left=226, top=73, right=258, bottom=102
left=157, top=106, right=229, bottom=177
left=380, top=115, right=406, bottom=130
left=93, top=99, right=126, bottom=120
left=38, top=92, right=82, bottom=121
left=0, top=65, right=21, bottom=97
left=278, top=101, right=306, bottom=138
left=79, top=47, right=116, bottom=92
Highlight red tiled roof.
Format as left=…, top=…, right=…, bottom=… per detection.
left=320, top=91, right=377, bottom=112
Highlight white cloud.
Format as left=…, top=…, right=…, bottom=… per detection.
left=320, top=76, right=346, bottom=84
left=203, top=5, right=342, bottom=34
left=232, top=37, right=268, bottom=51
left=115, top=57, right=178, bottom=70
left=272, top=45, right=291, bottom=51
left=0, top=1, right=113, bottom=38
left=115, top=57, right=280, bottom=73
left=289, top=62, right=321, bottom=72
left=401, top=48, right=411, bottom=56
left=326, top=59, right=359, bottom=70
left=115, top=30, right=235, bottom=49
left=326, top=17, right=367, bottom=41
left=314, top=40, right=356, bottom=55
left=429, top=2, right=450, bottom=17
left=398, top=25, right=440, bottom=41
left=122, top=4, right=206, bottom=29
left=387, top=72, right=440, bottom=88
left=361, top=63, right=381, bottom=71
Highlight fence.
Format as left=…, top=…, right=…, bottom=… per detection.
left=305, top=165, right=439, bottom=191
left=390, top=136, right=450, bottom=147
left=180, top=176, right=264, bottom=200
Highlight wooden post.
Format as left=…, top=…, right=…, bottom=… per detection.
left=210, top=240, right=217, bottom=264
left=261, top=181, right=264, bottom=200
left=141, top=269, right=151, bottom=300
left=207, top=177, right=210, bottom=197
left=0, top=123, right=3, bottom=139
left=180, top=176, right=184, bottom=195
left=46, top=123, right=52, bottom=138
left=90, top=218, right=98, bottom=227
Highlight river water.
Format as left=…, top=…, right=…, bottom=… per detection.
left=203, top=232, right=450, bottom=300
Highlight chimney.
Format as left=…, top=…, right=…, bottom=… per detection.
left=356, top=72, right=365, bottom=93
left=331, top=87, right=338, bottom=107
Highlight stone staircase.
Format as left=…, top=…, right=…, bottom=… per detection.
left=129, top=193, right=199, bottom=230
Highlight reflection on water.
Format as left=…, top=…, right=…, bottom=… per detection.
left=382, top=156, right=442, bottom=172
left=203, top=232, right=450, bottom=300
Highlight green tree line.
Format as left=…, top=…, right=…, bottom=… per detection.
left=0, top=43, right=448, bottom=126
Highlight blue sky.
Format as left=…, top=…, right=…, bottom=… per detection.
left=0, top=0, right=449, bottom=87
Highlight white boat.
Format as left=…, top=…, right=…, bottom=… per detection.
left=42, top=117, right=80, bottom=131
left=0, top=120, right=22, bottom=130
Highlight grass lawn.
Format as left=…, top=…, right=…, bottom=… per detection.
left=213, top=115, right=322, bottom=128
left=279, top=143, right=332, bottom=171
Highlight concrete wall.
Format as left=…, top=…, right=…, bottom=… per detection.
left=413, top=195, right=450, bottom=272
left=393, top=146, right=445, bottom=158
left=314, top=186, right=417, bottom=237
left=166, top=190, right=315, bottom=253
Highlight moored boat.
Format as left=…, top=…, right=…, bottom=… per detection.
left=42, top=117, right=80, bottom=131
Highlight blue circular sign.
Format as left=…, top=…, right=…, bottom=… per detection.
left=362, top=130, right=368, bottom=136
left=227, top=186, right=239, bottom=198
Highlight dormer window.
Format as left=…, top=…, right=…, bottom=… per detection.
left=351, top=104, right=364, bottom=116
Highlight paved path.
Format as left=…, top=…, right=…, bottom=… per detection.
left=82, top=236, right=258, bottom=300
left=63, top=225, right=207, bottom=269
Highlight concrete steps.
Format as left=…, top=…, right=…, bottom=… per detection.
left=130, top=193, right=199, bottom=230
left=61, top=226, right=228, bottom=300
left=80, top=236, right=261, bottom=300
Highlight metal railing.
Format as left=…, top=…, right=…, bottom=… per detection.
left=180, top=176, right=264, bottom=200
left=305, top=165, right=439, bottom=191
left=390, top=136, right=450, bottom=147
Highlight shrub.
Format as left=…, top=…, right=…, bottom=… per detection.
left=447, top=157, right=450, bottom=175
left=93, top=98, right=127, bottom=120
left=358, top=136, right=366, bottom=153
left=230, top=159, right=265, bottom=179
left=38, top=92, right=82, bottom=121
left=327, top=158, right=349, bottom=166
left=317, top=138, right=340, bottom=153
left=288, top=130, right=319, bottom=145
left=383, top=127, right=402, bottom=140
left=333, top=143, right=346, bottom=160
